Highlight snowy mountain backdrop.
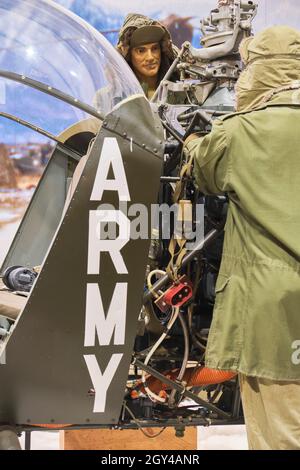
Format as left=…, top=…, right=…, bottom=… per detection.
left=54, top=0, right=300, bottom=45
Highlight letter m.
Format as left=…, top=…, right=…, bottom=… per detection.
left=84, top=283, right=127, bottom=346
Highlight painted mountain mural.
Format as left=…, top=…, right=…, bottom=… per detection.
left=55, top=0, right=300, bottom=43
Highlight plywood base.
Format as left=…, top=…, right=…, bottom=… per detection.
left=60, top=427, right=197, bottom=450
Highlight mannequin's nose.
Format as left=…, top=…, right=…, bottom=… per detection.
left=146, top=49, right=155, bottom=60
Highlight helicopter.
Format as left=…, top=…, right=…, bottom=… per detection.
left=0, top=0, right=257, bottom=450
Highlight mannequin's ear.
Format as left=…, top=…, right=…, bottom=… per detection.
left=239, top=36, right=254, bottom=64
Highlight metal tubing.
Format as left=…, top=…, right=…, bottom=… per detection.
left=0, top=70, right=104, bottom=121
left=24, top=431, right=31, bottom=451
left=134, top=359, right=230, bottom=419
left=161, top=121, right=185, bottom=144
left=151, top=45, right=188, bottom=103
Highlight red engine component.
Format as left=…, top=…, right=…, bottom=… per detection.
left=155, top=275, right=193, bottom=312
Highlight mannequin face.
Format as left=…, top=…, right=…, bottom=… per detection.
left=130, top=42, right=161, bottom=80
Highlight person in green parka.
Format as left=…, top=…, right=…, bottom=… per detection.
left=116, top=13, right=178, bottom=99
left=186, top=26, right=300, bottom=450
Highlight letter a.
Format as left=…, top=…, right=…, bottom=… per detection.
left=90, top=137, right=130, bottom=202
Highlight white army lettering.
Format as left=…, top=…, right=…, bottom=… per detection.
left=85, top=137, right=130, bottom=413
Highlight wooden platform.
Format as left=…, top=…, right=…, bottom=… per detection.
left=60, top=427, right=197, bottom=450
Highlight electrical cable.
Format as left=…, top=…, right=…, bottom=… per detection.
left=141, top=307, right=180, bottom=403
left=123, top=402, right=166, bottom=439
left=147, top=269, right=166, bottom=299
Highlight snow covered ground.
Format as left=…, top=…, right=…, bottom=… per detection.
left=0, top=220, right=20, bottom=266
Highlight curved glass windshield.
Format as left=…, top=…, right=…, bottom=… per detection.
left=0, top=0, right=142, bottom=136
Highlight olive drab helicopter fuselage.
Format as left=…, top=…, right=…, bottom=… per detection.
left=0, top=0, right=257, bottom=450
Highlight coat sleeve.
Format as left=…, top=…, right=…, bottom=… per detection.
left=186, top=119, right=229, bottom=195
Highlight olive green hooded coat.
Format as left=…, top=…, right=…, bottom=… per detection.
left=187, top=26, right=300, bottom=380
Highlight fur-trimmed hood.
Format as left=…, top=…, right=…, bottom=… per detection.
left=117, top=13, right=178, bottom=79
left=236, top=26, right=300, bottom=112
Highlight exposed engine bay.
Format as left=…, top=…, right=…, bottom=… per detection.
left=120, top=0, right=258, bottom=432
left=0, top=0, right=258, bottom=437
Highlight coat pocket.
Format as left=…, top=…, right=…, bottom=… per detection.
left=215, top=275, right=231, bottom=294
left=213, top=275, right=231, bottom=314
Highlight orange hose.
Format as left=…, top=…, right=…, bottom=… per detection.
left=186, top=367, right=236, bottom=386
left=140, top=366, right=236, bottom=395
left=29, top=424, right=72, bottom=429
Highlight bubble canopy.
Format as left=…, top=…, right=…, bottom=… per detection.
left=0, top=0, right=142, bottom=139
